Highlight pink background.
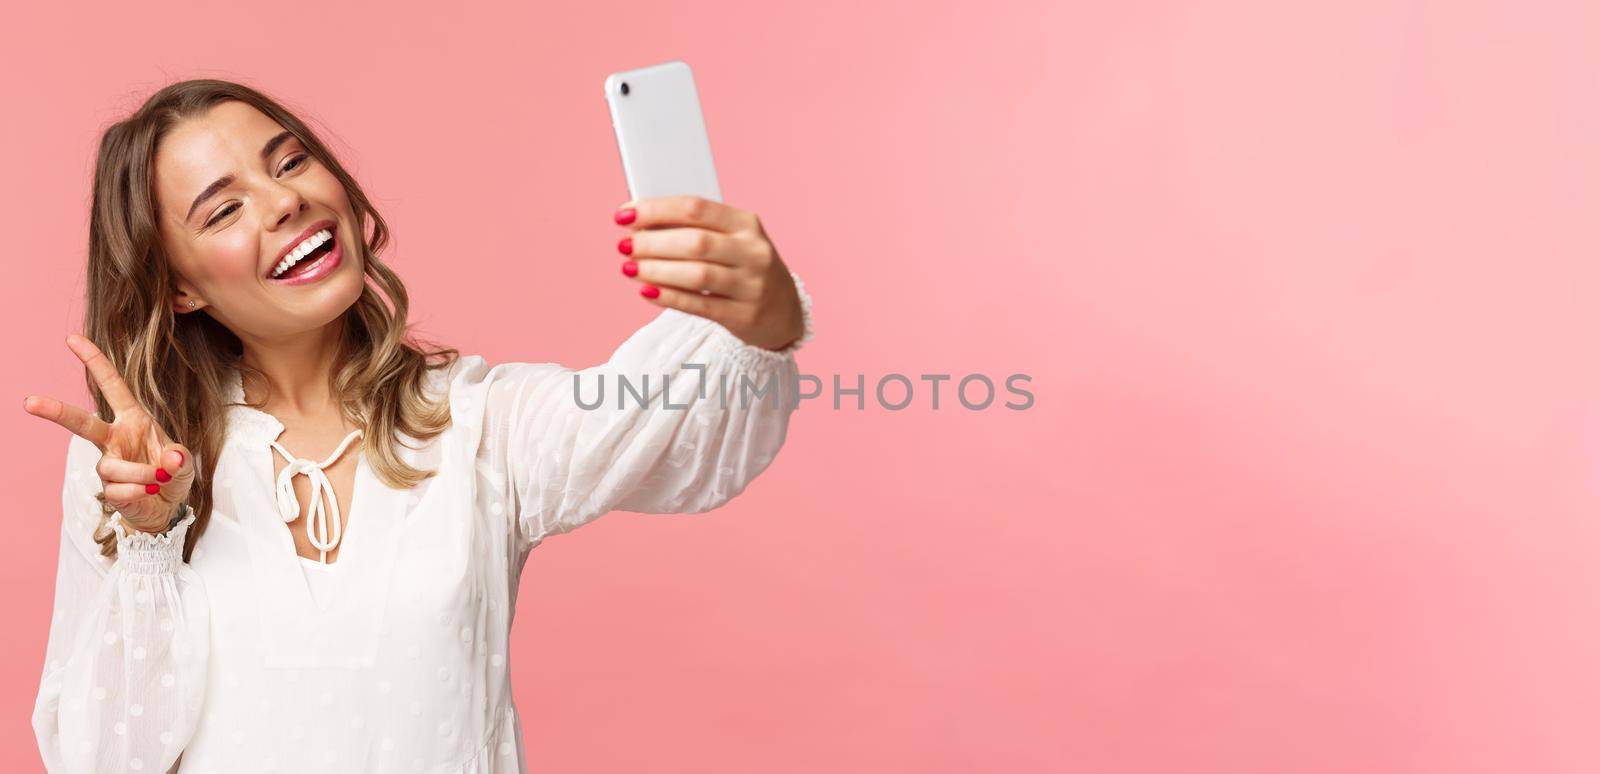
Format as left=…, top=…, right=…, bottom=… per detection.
left=3, top=0, right=1598, bottom=771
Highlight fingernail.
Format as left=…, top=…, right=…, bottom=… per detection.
left=146, top=483, right=161, bottom=495
left=618, top=237, right=633, bottom=255
left=155, top=468, right=172, bottom=483
left=640, top=285, right=659, bottom=299
left=175, top=450, right=186, bottom=467
left=621, top=260, right=638, bottom=277
left=614, top=208, right=636, bottom=225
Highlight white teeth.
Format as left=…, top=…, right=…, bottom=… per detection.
left=271, top=229, right=333, bottom=278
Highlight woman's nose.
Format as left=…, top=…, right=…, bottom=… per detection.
left=265, top=182, right=307, bottom=228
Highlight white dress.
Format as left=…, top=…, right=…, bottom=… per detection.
left=31, top=275, right=813, bottom=774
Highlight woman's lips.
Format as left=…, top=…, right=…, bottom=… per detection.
left=269, top=233, right=343, bottom=286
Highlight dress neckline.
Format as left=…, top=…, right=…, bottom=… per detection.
left=219, top=364, right=414, bottom=668
left=224, top=366, right=365, bottom=565
left=271, top=428, right=364, bottom=565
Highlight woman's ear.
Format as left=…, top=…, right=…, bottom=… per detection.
left=173, top=283, right=204, bottom=313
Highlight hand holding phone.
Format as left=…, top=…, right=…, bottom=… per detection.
left=604, top=61, right=806, bottom=352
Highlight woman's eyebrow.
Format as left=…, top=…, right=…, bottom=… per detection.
left=184, top=131, right=297, bottom=222
left=186, top=175, right=235, bottom=222
left=260, top=130, right=294, bottom=159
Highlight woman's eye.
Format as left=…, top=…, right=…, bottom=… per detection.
left=206, top=203, right=239, bottom=227
left=281, top=154, right=308, bottom=174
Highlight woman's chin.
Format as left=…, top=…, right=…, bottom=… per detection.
left=265, top=272, right=365, bottom=332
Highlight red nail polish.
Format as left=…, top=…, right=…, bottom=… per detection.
left=146, top=483, right=161, bottom=495
left=640, top=285, right=660, bottom=299
left=618, top=237, right=632, bottom=255
left=621, top=260, right=638, bottom=277
left=155, top=468, right=172, bottom=483
left=614, top=208, right=636, bottom=225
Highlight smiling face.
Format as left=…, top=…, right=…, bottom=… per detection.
left=153, top=100, right=364, bottom=343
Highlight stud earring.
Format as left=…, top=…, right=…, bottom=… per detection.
left=187, top=300, right=196, bottom=308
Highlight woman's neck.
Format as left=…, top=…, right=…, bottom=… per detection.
left=238, top=317, right=347, bottom=418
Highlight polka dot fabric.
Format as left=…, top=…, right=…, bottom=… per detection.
left=31, top=275, right=811, bottom=773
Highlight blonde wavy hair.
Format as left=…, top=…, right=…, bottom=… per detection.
left=84, top=79, right=458, bottom=561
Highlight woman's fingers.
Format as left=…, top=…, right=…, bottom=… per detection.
left=626, top=259, right=755, bottom=300
left=99, top=442, right=193, bottom=487
left=65, top=334, right=142, bottom=418
left=101, top=481, right=164, bottom=509
left=620, top=227, right=770, bottom=299
left=624, top=227, right=742, bottom=267
left=159, top=443, right=196, bottom=490
left=21, top=394, right=111, bottom=448
left=639, top=284, right=742, bottom=326
left=96, top=455, right=165, bottom=486
left=612, top=197, right=799, bottom=350
left=617, top=195, right=758, bottom=236
left=91, top=442, right=194, bottom=533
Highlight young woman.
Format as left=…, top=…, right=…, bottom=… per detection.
left=22, top=79, right=812, bottom=773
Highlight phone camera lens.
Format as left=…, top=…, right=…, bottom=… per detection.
left=620, top=82, right=630, bottom=96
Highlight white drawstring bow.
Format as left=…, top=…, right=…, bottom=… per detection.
left=270, top=429, right=363, bottom=564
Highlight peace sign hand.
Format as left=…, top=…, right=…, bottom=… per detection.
left=22, top=334, right=195, bottom=535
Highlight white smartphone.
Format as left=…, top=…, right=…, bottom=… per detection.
left=604, top=60, right=723, bottom=203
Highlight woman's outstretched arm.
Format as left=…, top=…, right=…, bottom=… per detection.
left=450, top=195, right=817, bottom=552
left=457, top=267, right=812, bottom=552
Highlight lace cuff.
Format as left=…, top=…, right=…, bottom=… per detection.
left=109, top=509, right=196, bottom=577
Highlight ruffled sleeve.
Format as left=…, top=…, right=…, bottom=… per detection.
left=460, top=270, right=814, bottom=552
left=33, top=434, right=210, bottom=774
